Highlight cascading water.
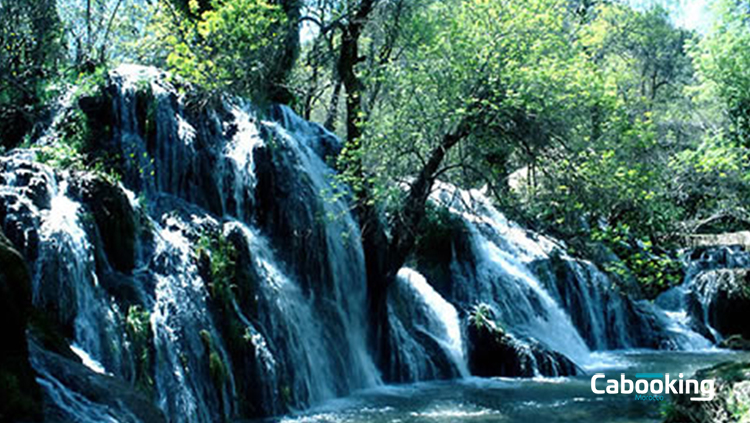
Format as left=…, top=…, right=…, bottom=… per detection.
left=426, top=184, right=595, bottom=366
left=417, top=183, right=717, bottom=371
left=387, top=267, right=469, bottom=381
left=655, top=245, right=750, bottom=345
left=0, top=64, right=383, bottom=422
left=0, top=64, right=734, bottom=422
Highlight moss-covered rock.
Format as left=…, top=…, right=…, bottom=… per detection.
left=72, top=174, right=136, bottom=273
left=664, top=361, right=750, bottom=423
left=30, top=341, right=166, bottom=423
left=466, top=304, right=579, bottom=378
left=0, top=229, right=42, bottom=422
left=720, top=335, right=750, bottom=351
left=412, top=203, right=474, bottom=299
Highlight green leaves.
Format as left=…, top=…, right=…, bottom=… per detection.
left=153, top=0, right=286, bottom=99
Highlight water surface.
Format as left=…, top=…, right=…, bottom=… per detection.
left=249, top=350, right=749, bottom=423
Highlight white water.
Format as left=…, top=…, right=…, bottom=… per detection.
left=389, top=268, right=469, bottom=379
left=1, top=65, right=727, bottom=422
left=430, top=184, right=594, bottom=365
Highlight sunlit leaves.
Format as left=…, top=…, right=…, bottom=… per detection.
left=154, top=0, right=286, bottom=98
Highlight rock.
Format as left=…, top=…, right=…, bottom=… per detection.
left=466, top=305, right=579, bottom=377
left=687, top=268, right=750, bottom=340
left=71, top=174, right=136, bottom=273
left=30, top=342, right=166, bottom=423
left=0, top=229, right=42, bottom=422
left=664, top=361, right=750, bottom=423
left=719, top=335, right=750, bottom=351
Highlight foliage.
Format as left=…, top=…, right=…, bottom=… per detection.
left=341, top=0, right=589, bottom=208
left=690, top=0, right=750, bottom=146
left=592, top=223, right=683, bottom=297
left=35, top=70, right=123, bottom=183
left=37, top=109, right=91, bottom=170
left=141, top=0, right=286, bottom=100
left=0, top=0, right=63, bottom=148
left=125, top=305, right=154, bottom=393
left=196, top=232, right=237, bottom=304
left=469, top=303, right=500, bottom=332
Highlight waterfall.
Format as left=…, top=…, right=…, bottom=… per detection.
left=388, top=268, right=469, bottom=381
left=423, top=183, right=715, bottom=371
left=0, top=64, right=382, bottom=422
left=1, top=64, right=731, bottom=421
left=655, top=245, right=750, bottom=346
left=427, top=184, right=593, bottom=366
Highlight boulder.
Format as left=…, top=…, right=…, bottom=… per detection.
left=30, top=342, right=166, bottom=423
left=664, top=361, right=750, bottom=423
left=466, top=305, right=579, bottom=377
left=0, top=229, right=42, bottom=422
left=719, top=335, right=750, bottom=351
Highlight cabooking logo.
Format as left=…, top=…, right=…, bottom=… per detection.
left=591, top=373, right=715, bottom=402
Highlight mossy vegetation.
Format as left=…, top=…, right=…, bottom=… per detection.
left=199, top=329, right=227, bottom=389
left=125, top=305, right=154, bottom=395
left=469, top=303, right=498, bottom=332
left=196, top=232, right=238, bottom=305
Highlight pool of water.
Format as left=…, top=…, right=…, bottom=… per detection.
left=247, top=350, right=749, bottom=423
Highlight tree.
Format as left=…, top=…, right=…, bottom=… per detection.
left=133, top=0, right=297, bottom=102
left=57, top=0, right=127, bottom=66
left=0, top=0, right=63, bottom=148
left=314, top=0, right=588, bottom=373
left=691, top=0, right=750, bottom=146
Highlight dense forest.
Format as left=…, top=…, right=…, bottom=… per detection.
left=2, top=0, right=750, bottom=422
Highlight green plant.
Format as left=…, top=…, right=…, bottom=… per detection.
left=196, top=232, right=237, bottom=304
left=469, top=303, right=501, bottom=332
left=199, top=329, right=227, bottom=387
left=592, top=223, right=683, bottom=297
left=660, top=401, right=680, bottom=421
left=125, top=305, right=154, bottom=393
left=147, top=0, right=286, bottom=101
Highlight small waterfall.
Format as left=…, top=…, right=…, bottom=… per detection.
left=655, top=246, right=750, bottom=345
left=149, top=215, right=234, bottom=423
left=428, top=184, right=593, bottom=366
left=388, top=268, right=469, bottom=381
left=224, top=220, right=379, bottom=408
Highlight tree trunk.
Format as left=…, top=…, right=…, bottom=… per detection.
left=335, top=0, right=470, bottom=380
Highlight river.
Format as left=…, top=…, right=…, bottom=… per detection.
left=250, top=350, right=748, bottom=423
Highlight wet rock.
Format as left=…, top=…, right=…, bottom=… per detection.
left=413, top=204, right=474, bottom=300
left=71, top=174, right=136, bottom=273
left=30, top=342, right=166, bottom=423
left=719, top=335, right=750, bottom=351
left=466, top=305, right=579, bottom=377
left=687, top=268, right=750, bottom=340
left=664, top=361, right=750, bottom=423
left=0, top=229, right=42, bottom=422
